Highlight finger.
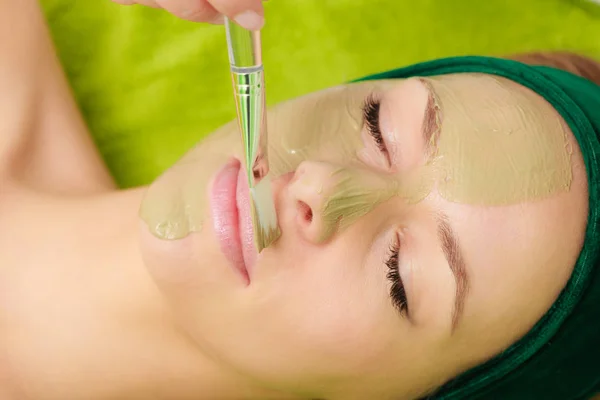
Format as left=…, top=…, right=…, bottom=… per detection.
left=155, top=0, right=221, bottom=23
left=209, top=0, right=264, bottom=30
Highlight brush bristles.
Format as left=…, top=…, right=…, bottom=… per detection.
left=249, top=177, right=281, bottom=252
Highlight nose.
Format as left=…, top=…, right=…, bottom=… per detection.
left=287, top=161, right=339, bottom=244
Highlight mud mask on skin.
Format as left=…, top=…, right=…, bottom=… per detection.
left=140, top=74, right=572, bottom=242
left=290, top=74, right=573, bottom=242
left=138, top=131, right=239, bottom=239
left=139, top=81, right=391, bottom=240
left=326, top=74, right=573, bottom=233
left=426, top=74, right=573, bottom=205
left=295, top=164, right=433, bottom=242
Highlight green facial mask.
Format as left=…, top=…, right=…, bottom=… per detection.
left=141, top=72, right=573, bottom=245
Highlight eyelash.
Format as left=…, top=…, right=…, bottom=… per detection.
left=385, top=236, right=409, bottom=315
left=362, top=95, right=388, bottom=156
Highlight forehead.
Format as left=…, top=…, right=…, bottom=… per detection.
left=421, top=74, right=588, bottom=349
left=423, top=73, right=573, bottom=205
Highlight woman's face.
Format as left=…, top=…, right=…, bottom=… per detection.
left=139, top=74, right=589, bottom=399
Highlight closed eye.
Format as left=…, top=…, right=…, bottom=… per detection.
left=362, top=94, right=390, bottom=164
left=386, top=233, right=408, bottom=315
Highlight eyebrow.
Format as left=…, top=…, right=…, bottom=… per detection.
left=419, top=78, right=442, bottom=157
left=437, top=213, right=470, bottom=331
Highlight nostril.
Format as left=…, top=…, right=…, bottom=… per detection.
left=297, top=201, right=313, bottom=225
left=305, top=208, right=313, bottom=223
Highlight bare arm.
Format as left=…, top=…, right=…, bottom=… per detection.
left=0, top=0, right=115, bottom=194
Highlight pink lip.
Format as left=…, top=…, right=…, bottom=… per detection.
left=210, top=159, right=257, bottom=285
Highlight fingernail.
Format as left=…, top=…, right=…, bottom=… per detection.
left=233, top=10, right=264, bottom=31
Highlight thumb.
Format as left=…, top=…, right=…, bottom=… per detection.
left=208, top=0, right=265, bottom=30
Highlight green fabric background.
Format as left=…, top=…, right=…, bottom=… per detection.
left=39, top=0, right=600, bottom=188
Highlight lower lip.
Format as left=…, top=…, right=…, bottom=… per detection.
left=210, top=159, right=257, bottom=284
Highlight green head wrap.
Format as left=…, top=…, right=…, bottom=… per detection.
left=358, top=56, right=600, bottom=399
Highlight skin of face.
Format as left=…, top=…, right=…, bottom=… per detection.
left=139, top=75, right=589, bottom=399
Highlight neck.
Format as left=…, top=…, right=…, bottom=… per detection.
left=4, top=187, right=292, bottom=400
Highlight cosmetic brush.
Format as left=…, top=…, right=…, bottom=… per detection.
left=224, top=17, right=280, bottom=252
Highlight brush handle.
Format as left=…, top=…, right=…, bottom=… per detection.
left=225, top=18, right=280, bottom=252
left=231, top=68, right=269, bottom=187
left=225, top=18, right=269, bottom=188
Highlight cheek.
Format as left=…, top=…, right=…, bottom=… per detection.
left=139, top=203, right=399, bottom=384
left=183, top=244, right=398, bottom=384
left=259, top=246, right=397, bottom=371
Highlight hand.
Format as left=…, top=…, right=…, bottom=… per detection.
left=111, top=0, right=265, bottom=30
